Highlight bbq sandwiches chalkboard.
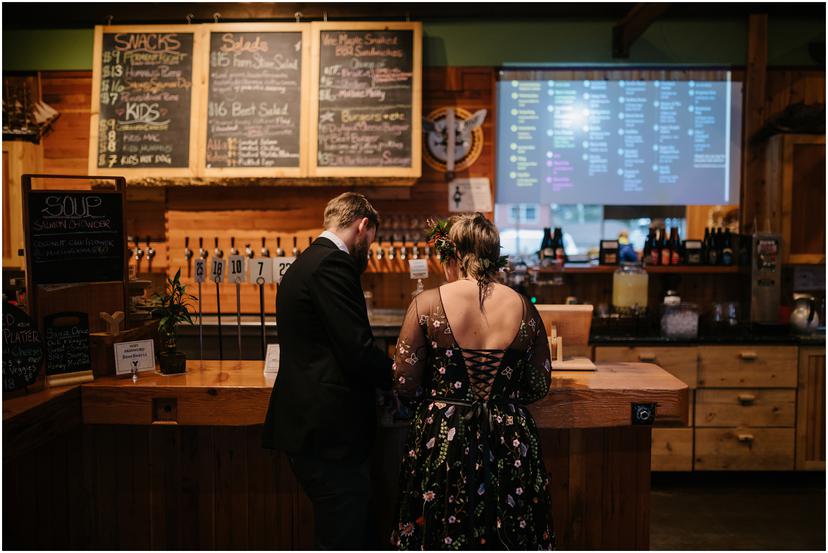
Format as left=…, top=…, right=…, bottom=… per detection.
left=201, top=24, right=310, bottom=177
left=89, top=25, right=200, bottom=177
left=309, top=22, right=422, bottom=177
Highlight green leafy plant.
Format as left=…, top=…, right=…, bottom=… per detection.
left=151, top=269, right=195, bottom=352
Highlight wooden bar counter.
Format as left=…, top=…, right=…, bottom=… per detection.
left=4, top=361, right=687, bottom=550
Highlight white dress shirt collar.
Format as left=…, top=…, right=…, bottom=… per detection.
left=319, top=230, right=349, bottom=254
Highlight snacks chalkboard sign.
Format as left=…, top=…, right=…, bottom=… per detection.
left=2, top=301, right=44, bottom=394
left=26, top=189, right=125, bottom=285
left=44, top=312, right=92, bottom=377
left=203, top=24, right=309, bottom=176
left=90, top=26, right=199, bottom=176
left=310, top=22, right=422, bottom=177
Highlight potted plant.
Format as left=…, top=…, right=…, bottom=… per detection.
left=151, top=269, right=195, bottom=375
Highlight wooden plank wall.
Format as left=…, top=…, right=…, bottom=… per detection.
left=36, top=67, right=825, bottom=312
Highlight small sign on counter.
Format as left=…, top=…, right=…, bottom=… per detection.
left=408, top=259, right=429, bottom=279
left=114, top=339, right=156, bottom=376
left=264, top=344, right=281, bottom=375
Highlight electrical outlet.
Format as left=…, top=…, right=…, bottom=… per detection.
left=631, top=402, right=656, bottom=425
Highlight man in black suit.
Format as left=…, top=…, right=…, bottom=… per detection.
left=263, top=192, right=392, bottom=550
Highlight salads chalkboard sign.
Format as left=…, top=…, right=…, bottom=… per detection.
left=2, top=302, right=44, bottom=393
left=92, top=27, right=196, bottom=173
left=205, top=27, right=307, bottom=172
left=311, top=22, right=422, bottom=176
left=44, top=312, right=92, bottom=377
left=26, top=189, right=125, bottom=285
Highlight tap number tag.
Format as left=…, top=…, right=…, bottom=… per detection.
left=228, top=255, right=245, bottom=284
left=273, top=257, right=296, bottom=284
left=409, top=259, right=429, bottom=280
left=194, top=259, right=207, bottom=283
left=211, top=258, right=227, bottom=283
left=249, top=257, right=273, bottom=285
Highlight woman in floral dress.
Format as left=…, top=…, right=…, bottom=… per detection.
left=391, top=213, right=555, bottom=550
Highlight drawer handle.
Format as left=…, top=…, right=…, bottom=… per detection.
left=736, top=433, right=755, bottom=443
left=638, top=352, right=657, bottom=362
left=737, top=393, right=757, bottom=405
left=739, top=351, right=758, bottom=360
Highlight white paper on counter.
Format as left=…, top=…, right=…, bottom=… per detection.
left=264, top=344, right=280, bottom=375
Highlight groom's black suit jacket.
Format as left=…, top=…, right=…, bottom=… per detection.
left=262, top=237, right=392, bottom=461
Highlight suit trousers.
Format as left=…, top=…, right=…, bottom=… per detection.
left=288, top=452, right=372, bottom=550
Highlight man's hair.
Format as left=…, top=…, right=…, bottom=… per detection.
left=323, top=192, right=380, bottom=230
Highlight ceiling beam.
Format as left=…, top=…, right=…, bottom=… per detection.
left=612, top=3, right=671, bottom=58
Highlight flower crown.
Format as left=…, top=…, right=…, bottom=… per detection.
left=425, top=218, right=509, bottom=277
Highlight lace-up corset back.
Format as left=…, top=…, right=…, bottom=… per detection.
left=412, top=288, right=535, bottom=403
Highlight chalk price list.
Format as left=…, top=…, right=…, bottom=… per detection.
left=97, top=32, right=194, bottom=168
left=316, top=30, right=414, bottom=168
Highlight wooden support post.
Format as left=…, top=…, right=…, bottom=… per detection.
left=741, top=13, right=768, bottom=234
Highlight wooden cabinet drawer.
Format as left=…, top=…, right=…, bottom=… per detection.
left=698, top=346, right=797, bottom=388
left=594, top=346, right=698, bottom=388
left=696, top=388, right=795, bottom=427
left=652, top=428, right=693, bottom=471
left=694, top=427, right=795, bottom=470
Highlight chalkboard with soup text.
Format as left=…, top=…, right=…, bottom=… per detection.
left=89, top=26, right=200, bottom=177
left=201, top=24, right=310, bottom=177
left=309, top=22, right=422, bottom=177
left=25, top=189, right=126, bottom=285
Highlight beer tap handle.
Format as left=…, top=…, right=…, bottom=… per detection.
left=260, top=236, right=270, bottom=258
left=230, top=236, right=238, bottom=256
left=199, top=237, right=208, bottom=260
left=245, top=243, right=254, bottom=259
left=214, top=236, right=223, bottom=258
left=292, top=236, right=299, bottom=257
left=276, top=237, right=284, bottom=257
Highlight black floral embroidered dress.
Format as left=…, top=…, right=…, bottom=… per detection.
left=391, top=287, right=555, bottom=550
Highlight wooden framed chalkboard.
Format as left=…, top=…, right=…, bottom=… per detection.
left=309, top=22, right=422, bottom=178
left=88, top=25, right=204, bottom=178
left=23, top=178, right=127, bottom=286
left=198, top=24, right=311, bottom=178
left=43, top=311, right=93, bottom=386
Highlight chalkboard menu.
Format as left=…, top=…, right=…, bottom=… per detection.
left=95, top=29, right=195, bottom=169
left=313, top=23, right=421, bottom=175
left=44, top=312, right=92, bottom=377
left=2, top=301, right=44, bottom=393
left=27, top=191, right=125, bottom=285
left=206, top=29, right=305, bottom=170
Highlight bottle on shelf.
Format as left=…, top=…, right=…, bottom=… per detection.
left=553, top=227, right=567, bottom=263
left=539, top=227, right=555, bottom=262
left=660, top=227, right=671, bottom=266
left=643, top=229, right=653, bottom=264
left=650, top=228, right=661, bottom=266
left=669, top=227, right=682, bottom=265
left=707, top=227, right=719, bottom=265
left=721, top=228, right=734, bottom=266
left=702, top=227, right=711, bottom=265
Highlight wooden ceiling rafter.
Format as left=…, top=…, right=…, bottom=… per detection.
left=612, top=3, right=671, bottom=59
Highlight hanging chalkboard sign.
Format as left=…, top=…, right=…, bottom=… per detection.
left=310, top=22, right=422, bottom=177
left=2, top=301, right=44, bottom=394
left=89, top=25, right=201, bottom=177
left=201, top=24, right=310, bottom=177
left=44, top=312, right=92, bottom=377
left=25, top=188, right=125, bottom=285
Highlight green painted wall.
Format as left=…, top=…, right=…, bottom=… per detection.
left=2, top=18, right=824, bottom=71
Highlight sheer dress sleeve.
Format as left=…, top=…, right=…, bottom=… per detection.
left=518, top=302, right=553, bottom=404
left=393, top=296, right=428, bottom=400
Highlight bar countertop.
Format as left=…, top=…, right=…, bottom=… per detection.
left=74, top=360, right=688, bottom=428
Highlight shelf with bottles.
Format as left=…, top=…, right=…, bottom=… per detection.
left=531, top=264, right=745, bottom=275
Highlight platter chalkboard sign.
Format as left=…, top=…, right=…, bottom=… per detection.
left=204, top=25, right=309, bottom=175
left=310, top=22, right=422, bottom=177
left=2, top=301, right=44, bottom=393
left=44, top=312, right=92, bottom=377
left=90, top=26, right=198, bottom=176
left=26, top=190, right=125, bottom=285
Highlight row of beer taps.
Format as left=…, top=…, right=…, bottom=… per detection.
left=128, top=236, right=156, bottom=274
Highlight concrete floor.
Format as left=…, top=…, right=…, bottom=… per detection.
left=650, top=472, right=826, bottom=550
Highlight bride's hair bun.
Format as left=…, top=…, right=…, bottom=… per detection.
left=447, top=213, right=501, bottom=283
